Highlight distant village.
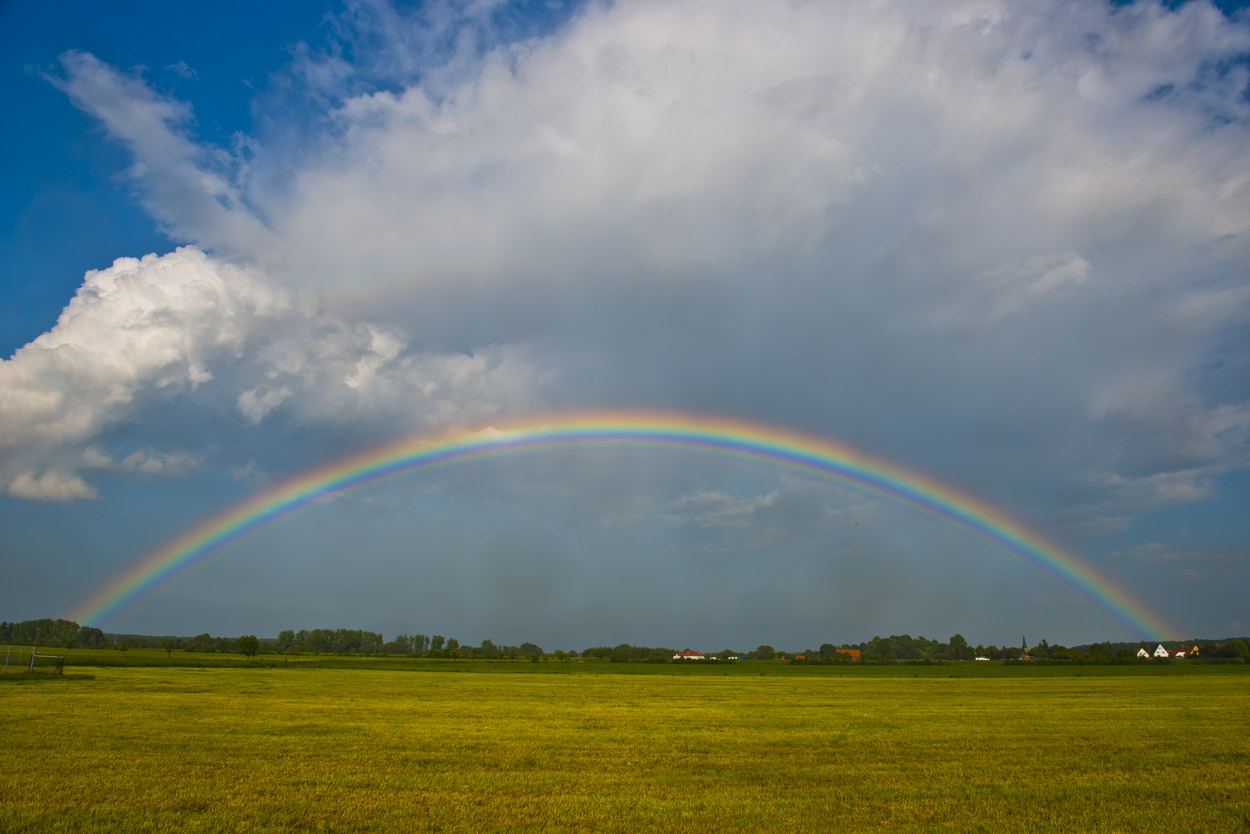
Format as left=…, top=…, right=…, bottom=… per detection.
left=666, top=635, right=1246, bottom=665
left=1135, top=644, right=1199, bottom=659
left=672, top=643, right=1206, bottom=662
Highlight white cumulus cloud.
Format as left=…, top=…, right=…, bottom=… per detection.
left=0, top=248, right=285, bottom=496
left=0, top=247, right=538, bottom=498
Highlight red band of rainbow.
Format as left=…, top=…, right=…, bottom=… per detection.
left=69, top=410, right=1176, bottom=639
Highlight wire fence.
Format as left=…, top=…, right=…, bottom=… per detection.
left=1, top=645, right=65, bottom=674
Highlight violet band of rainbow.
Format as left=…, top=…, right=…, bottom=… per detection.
left=68, top=410, right=1176, bottom=639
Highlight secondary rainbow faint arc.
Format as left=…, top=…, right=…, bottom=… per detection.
left=69, top=409, right=1176, bottom=639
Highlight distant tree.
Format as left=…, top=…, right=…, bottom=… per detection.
left=1050, top=645, right=1084, bottom=663
left=161, top=638, right=176, bottom=658
left=237, top=635, right=260, bottom=657
left=277, top=630, right=295, bottom=652
left=819, top=643, right=836, bottom=659
left=948, top=634, right=973, bottom=661
left=863, top=635, right=925, bottom=661
left=382, top=635, right=409, bottom=654
left=1, top=618, right=79, bottom=646
left=752, top=645, right=776, bottom=660
left=1214, top=639, right=1249, bottom=659
left=76, top=626, right=107, bottom=648
left=446, top=638, right=459, bottom=651
left=361, top=631, right=384, bottom=654
left=430, top=635, right=446, bottom=652
left=334, top=629, right=362, bottom=653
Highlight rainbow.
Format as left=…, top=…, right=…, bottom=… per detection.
left=69, top=410, right=1175, bottom=638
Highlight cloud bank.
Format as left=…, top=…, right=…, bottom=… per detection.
left=4, top=0, right=1248, bottom=552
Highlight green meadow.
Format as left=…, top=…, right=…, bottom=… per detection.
left=2, top=660, right=1247, bottom=833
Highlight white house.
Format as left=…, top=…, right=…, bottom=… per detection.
left=673, top=650, right=705, bottom=660
left=1153, top=644, right=1170, bottom=658
left=1136, top=647, right=1150, bottom=658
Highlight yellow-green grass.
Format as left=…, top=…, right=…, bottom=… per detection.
left=2, top=666, right=1247, bottom=833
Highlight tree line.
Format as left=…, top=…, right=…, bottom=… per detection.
left=0, top=619, right=107, bottom=648
left=3, top=619, right=1247, bottom=663
left=273, top=630, right=552, bottom=658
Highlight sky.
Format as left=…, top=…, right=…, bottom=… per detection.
left=1, top=0, right=1248, bottom=650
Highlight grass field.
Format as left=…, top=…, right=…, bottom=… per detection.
left=2, top=661, right=1247, bottom=833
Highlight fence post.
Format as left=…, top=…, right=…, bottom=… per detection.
left=4, top=644, right=9, bottom=671
left=30, top=646, right=36, bottom=673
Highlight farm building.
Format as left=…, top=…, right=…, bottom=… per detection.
left=673, top=650, right=705, bottom=660
left=836, top=649, right=861, bottom=661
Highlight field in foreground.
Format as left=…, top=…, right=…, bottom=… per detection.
left=2, top=665, right=1247, bottom=833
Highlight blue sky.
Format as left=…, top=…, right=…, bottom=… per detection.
left=1, top=0, right=1247, bottom=649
